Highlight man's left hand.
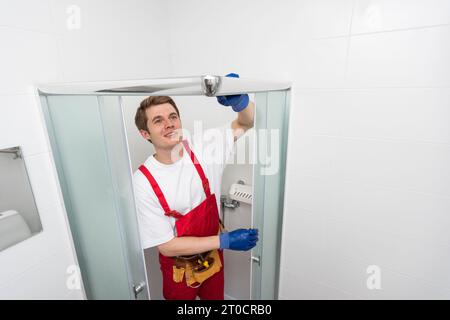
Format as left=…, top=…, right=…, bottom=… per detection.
left=216, top=73, right=250, bottom=112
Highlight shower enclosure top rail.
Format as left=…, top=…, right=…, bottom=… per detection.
left=37, top=75, right=291, bottom=96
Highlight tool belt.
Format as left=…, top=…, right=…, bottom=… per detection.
left=172, top=249, right=222, bottom=288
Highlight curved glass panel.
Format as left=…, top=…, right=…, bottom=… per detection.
left=252, top=90, right=290, bottom=299
left=42, top=95, right=148, bottom=300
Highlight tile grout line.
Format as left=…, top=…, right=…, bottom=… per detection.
left=297, top=172, right=450, bottom=201
left=312, top=22, right=450, bottom=40
left=0, top=24, right=59, bottom=37
left=48, top=0, right=66, bottom=82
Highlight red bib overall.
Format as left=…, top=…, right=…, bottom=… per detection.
left=138, top=140, right=224, bottom=300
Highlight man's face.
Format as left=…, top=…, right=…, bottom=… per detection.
left=140, top=103, right=182, bottom=149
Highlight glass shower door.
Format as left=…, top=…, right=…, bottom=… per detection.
left=41, top=95, right=148, bottom=300
left=251, top=90, right=290, bottom=299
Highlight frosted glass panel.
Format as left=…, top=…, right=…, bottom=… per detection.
left=97, top=96, right=149, bottom=299
left=43, top=95, right=147, bottom=299
left=252, top=90, right=290, bottom=299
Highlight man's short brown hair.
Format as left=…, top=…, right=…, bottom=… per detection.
left=134, top=96, right=180, bottom=133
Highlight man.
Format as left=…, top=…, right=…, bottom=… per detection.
left=133, top=75, right=258, bottom=300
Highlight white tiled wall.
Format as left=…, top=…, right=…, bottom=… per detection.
left=0, top=0, right=170, bottom=299
left=166, top=0, right=450, bottom=299
left=286, top=0, right=450, bottom=299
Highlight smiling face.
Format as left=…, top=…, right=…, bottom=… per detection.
left=139, top=103, right=182, bottom=150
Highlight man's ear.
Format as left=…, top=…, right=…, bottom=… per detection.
left=139, top=129, right=151, bottom=140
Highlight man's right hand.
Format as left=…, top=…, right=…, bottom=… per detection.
left=219, top=228, right=259, bottom=251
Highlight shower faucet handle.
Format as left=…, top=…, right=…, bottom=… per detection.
left=220, top=195, right=239, bottom=209
left=133, top=281, right=146, bottom=299
left=201, top=75, right=221, bottom=96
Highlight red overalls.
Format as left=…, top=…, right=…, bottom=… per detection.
left=138, top=139, right=224, bottom=300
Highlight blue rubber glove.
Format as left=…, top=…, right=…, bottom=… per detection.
left=216, top=73, right=250, bottom=112
left=219, top=228, right=259, bottom=251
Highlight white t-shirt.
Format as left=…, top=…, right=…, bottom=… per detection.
left=133, top=122, right=236, bottom=249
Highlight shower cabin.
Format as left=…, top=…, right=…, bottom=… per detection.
left=37, top=75, right=291, bottom=300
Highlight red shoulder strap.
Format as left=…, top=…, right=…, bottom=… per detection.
left=181, top=140, right=211, bottom=197
left=138, top=165, right=183, bottom=219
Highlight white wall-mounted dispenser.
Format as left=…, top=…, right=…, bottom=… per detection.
left=228, top=182, right=253, bottom=205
